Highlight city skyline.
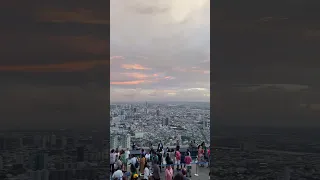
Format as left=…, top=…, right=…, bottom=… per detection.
left=110, top=0, right=210, bottom=102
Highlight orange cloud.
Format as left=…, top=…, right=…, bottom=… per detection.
left=121, top=64, right=151, bottom=70
left=35, top=8, right=109, bottom=24
left=0, top=60, right=108, bottom=72
left=120, top=72, right=149, bottom=79
left=111, top=80, right=147, bottom=85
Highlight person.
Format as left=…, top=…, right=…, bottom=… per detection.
left=184, top=152, right=192, bottom=177
left=152, top=159, right=161, bottom=180
left=130, top=164, right=138, bottom=180
left=175, top=147, right=181, bottom=170
left=157, top=150, right=163, bottom=172
left=201, top=142, right=207, bottom=160
left=145, top=151, right=151, bottom=162
left=129, top=155, right=138, bottom=168
left=180, top=150, right=186, bottom=168
left=110, top=149, right=116, bottom=174
left=132, top=142, right=136, bottom=150
left=120, top=150, right=126, bottom=171
left=181, top=168, right=191, bottom=180
left=141, top=149, right=146, bottom=157
left=165, top=153, right=171, bottom=165
left=115, top=155, right=123, bottom=170
left=125, top=148, right=130, bottom=161
left=165, top=165, right=173, bottom=180
left=169, top=149, right=175, bottom=164
left=197, top=145, right=204, bottom=161
left=158, top=140, right=163, bottom=151
left=132, top=173, right=139, bottom=180
left=173, top=172, right=184, bottom=180
left=140, top=154, right=146, bottom=173
left=142, top=164, right=150, bottom=180
left=112, top=166, right=124, bottom=180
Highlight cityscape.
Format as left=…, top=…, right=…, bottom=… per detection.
left=110, top=102, right=210, bottom=150
left=0, top=129, right=109, bottom=180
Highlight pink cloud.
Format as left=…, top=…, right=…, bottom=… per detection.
left=120, top=72, right=149, bottom=79
left=121, top=64, right=151, bottom=70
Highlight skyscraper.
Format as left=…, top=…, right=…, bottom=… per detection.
left=77, top=146, right=84, bottom=162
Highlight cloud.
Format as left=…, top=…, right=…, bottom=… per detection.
left=121, top=64, right=152, bottom=70
left=34, top=8, right=109, bottom=24
left=0, top=60, right=108, bottom=72
left=110, top=0, right=210, bottom=102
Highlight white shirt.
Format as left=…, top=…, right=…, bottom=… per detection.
left=125, top=150, right=130, bottom=159
left=130, top=157, right=137, bottom=165
left=145, top=154, right=151, bottom=160
left=112, top=169, right=123, bottom=179
left=144, top=167, right=150, bottom=179
left=110, top=153, right=116, bottom=164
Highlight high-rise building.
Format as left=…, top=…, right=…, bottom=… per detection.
left=92, top=131, right=104, bottom=151
left=110, top=134, right=131, bottom=149
left=51, top=134, right=56, bottom=147
left=29, top=151, right=48, bottom=170
left=61, top=136, right=67, bottom=148
left=77, top=146, right=84, bottom=162
left=163, top=118, right=169, bottom=126
left=0, top=156, right=3, bottom=170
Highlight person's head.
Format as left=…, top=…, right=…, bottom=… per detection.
left=132, top=173, right=139, bottom=180
left=166, top=165, right=171, bottom=169
left=166, top=153, right=169, bottom=157
left=185, top=152, right=189, bottom=156
left=171, top=148, right=174, bottom=152
left=145, top=163, right=149, bottom=169
left=141, top=149, right=144, bottom=152
left=111, top=149, right=115, bottom=153
left=198, top=145, right=201, bottom=149
left=181, top=168, right=187, bottom=176
left=201, top=142, right=205, bottom=146
left=141, top=154, right=145, bottom=158
left=173, top=172, right=184, bottom=180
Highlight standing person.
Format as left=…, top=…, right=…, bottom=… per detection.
left=175, top=147, right=181, bottom=170
left=110, top=149, right=116, bottom=174
left=142, top=164, right=150, bottom=180
left=132, top=142, right=136, bottom=150
left=197, top=145, right=204, bottom=161
left=157, top=150, right=163, bottom=172
left=130, top=164, right=138, bottom=180
left=184, top=152, right=192, bottom=178
left=152, top=159, right=161, bottom=180
left=112, top=166, right=124, bottom=180
left=140, top=154, right=146, bottom=174
left=145, top=151, right=151, bottom=162
left=141, top=149, right=145, bottom=157
left=169, top=149, right=175, bottom=164
left=165, top=165, right=173, bottom=180
left=120, top=150, right=126, bottom=171
left=125, top=148, right=130, bottom=161
left=158, top=140, right=163, bottom=151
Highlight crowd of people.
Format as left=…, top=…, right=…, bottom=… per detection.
left=110, top=141, right=210, bottom=180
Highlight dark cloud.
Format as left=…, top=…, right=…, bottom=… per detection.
left=0, top=2, right=109, bottom=129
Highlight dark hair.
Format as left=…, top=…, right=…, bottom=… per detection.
left=141, top=149, right=144, bottom=152
left=111, top=149, right=115, bottom=153
left=173, top=172, right=184, bottom=180
left=130, top=164, right=137, bottom=173
left=198, top=145, right=201, bottom=149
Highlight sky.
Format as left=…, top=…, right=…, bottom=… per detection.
left=0, top=0, right=109, bottom=129
left=110, top=0, right=210, bottom=102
